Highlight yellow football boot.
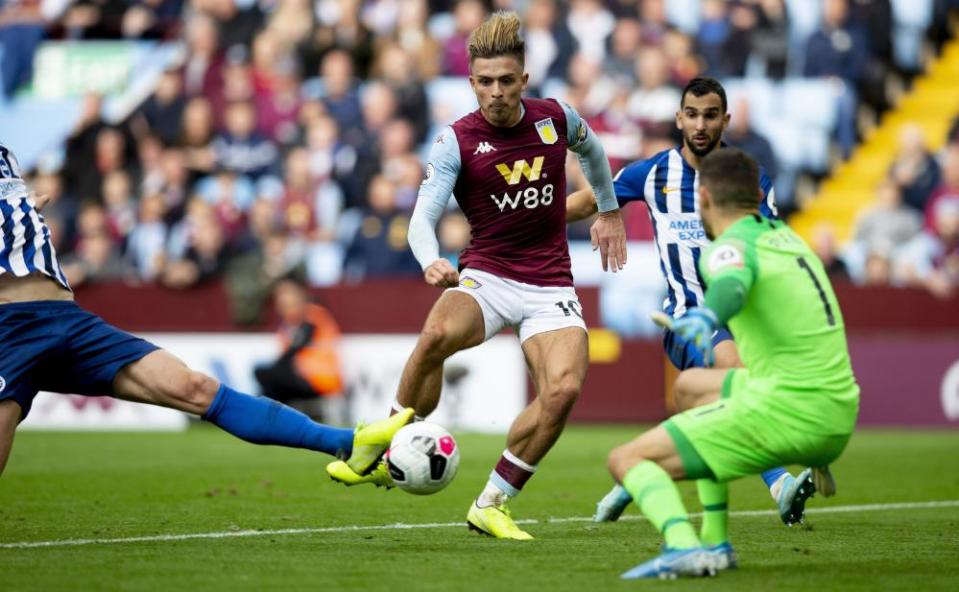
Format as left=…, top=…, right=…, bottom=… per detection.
left=326, top=459, right=394, bottom=488
left=346, top=408, right=414, bottom=475
left=466, top=500, right=534, bottom=540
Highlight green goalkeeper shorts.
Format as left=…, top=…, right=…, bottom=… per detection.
left=663, top=369, right=857, bottom=482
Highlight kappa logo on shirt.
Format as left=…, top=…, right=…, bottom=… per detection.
left=474, top=142, right=497, bottom=155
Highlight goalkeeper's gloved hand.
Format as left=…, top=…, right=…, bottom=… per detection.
left=672, top=307, right=718, bottom=367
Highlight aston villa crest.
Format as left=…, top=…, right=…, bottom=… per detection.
left=535, top=118, right=558, bottom=145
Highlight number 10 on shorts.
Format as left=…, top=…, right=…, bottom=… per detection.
left=554, top=300, right=583, bottom=318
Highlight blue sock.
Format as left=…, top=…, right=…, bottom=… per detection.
left=202, top=384, right=354, bottom=458
left=761, top=467, right=789, bottom=490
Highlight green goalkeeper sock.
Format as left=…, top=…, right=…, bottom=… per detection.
left=696, top=479, right=729, bottom=546
left=622, top=460, right=699, bottom=549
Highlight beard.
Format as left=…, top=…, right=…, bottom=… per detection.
left=685, top=132, right=721, bottom=157
left=702, top=211, right=716, bottom=240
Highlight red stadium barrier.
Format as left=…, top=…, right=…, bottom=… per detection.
left=75, top=281, right=959, bottom=426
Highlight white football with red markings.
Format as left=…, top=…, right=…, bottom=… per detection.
left=386, top=422, right=460, bottom=495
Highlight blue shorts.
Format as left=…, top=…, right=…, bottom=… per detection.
left=0, top=300, right=159, bottom=421
left=663, top=326, right=733, bottom=370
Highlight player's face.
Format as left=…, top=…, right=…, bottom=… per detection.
left=469, top=56, right=529, bottom=127
left=677, top=93, right=729, bottom=157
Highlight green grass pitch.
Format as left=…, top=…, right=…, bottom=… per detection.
left=1, top=425, right=958, bottom=591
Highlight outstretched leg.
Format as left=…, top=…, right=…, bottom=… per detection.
left=113, top=350, right=355, bottom=457
left=0, top=399, right=22, bottom=477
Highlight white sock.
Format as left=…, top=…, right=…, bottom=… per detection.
left=476, top=480, right=509, bottom=508
left=769, top=473, right=790, bottom=501
left=391, top=398, right=425, bottom=422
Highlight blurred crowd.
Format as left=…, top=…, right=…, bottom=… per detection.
left=816, top=117, right=959, bottom=298
left=2, top=0, right=958, bottom=316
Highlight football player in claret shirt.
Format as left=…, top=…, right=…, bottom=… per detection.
left=327, top=11, right=627, bottom=539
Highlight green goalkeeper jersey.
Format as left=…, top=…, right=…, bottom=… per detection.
left=700, top=214, right=858, bottom=398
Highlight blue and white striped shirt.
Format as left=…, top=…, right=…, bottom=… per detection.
left=613, top=146, right=776, bottom=318
left=0, top=143, right=70, bottom=290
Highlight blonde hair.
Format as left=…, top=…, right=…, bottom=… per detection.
left=467, top=11, right=525, bottom=65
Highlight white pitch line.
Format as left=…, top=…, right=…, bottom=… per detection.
left=2, top=499, right=957, bottom=550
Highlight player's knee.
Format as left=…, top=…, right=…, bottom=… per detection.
left=673, top=372, right=702, bottom=411
left=416, top=325, right=458, bottom=362
left=539, top=381, right=580, bottom=426
left=171, top=371, right=219, bottom=415
left=608, top=444, right=640, bottom=482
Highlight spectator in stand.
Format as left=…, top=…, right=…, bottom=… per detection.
left=720, top=1, right=760, bottom=78
left=393, top=0, right=442, bottom=80
left=376, top=119, right=417, bottom=186
left=142, top=147, right=190, bottom=223
left=567, top=0, right=615, bottom=63
left=125, top=192, right=168, bottom=282
left=254, top=277, right=345, bottom=422
left=179, top=96, right=218, bottom=185
left=627, top=46, right=681, bottom=138
left=804, top=0, right=871, bottom=157
left=180, top=12, right=224, bottom=99
left=604, top=18, right=642, bottom=88
left=0, top=0, right=46, bottom=98
left=751, top=0, right=791, bottom=79
left=696, top=0, right=731, bottom=78
left=725, top=98, right=779, bottom=181
left=524, top=0, right=576, bottom=93
left=320, top=49, right=364, bottom=147
left=811, top=223, right=852, bottom=282
left=923, top=146, right=959, bottom=231
left=895, top=197, right=959, bottom=298
left=889, top=124, right=941, bottom=212
left=162, top=205, right=231, bottom=289
left=135, top=68, right=186, bottom=146
left=853, top=178, right=921, bottom=256
left=342, top=175, right=421, bottom=280
left=375, top=44, right=430, bottom=143
left=213, top=44, right=256, bottom=127
left=662, top=27, right=699, bottom=86
left=195, top=167, right=256, bottom=243
left=442, top=0, right=486, bottom=76
left=636, top=0, right=669, bottom=48
left=61, top=230, right=134, bottom=288
left=212, top=100, right=280, bottom=180
left=279, top=147, right=343, bottom=242
left=256, top=56, right=304, bottom=147
left=566, top=53, right=619, bottom=118
left=101, top=170, right=138, bottom=245
left=301, top=0, right=375, bottom=78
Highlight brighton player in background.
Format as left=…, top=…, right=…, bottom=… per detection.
left=567, top=77, right=814, bottom=526
left=608, top=148, right=858, bottom=578
left=327, top=11, right=627, bottom=539
left=0, top=142, right=412, bottom=478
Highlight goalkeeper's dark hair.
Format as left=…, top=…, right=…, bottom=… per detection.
left=699, top=148, right=761, bottom=211
left=681, top=77, right=727, bottom=113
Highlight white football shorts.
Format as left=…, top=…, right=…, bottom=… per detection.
left=448, top=268, right=588, bottom=343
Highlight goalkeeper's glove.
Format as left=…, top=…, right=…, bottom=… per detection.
left=672, top=307, right=718, bottom=367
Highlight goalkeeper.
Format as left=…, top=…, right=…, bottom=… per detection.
left=608, top=148, right=860, bottom=579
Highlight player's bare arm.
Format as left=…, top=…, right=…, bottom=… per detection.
left=565, top=188, right=598, bottom=222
